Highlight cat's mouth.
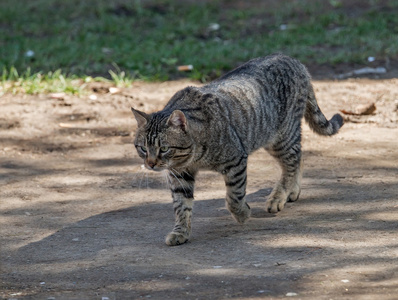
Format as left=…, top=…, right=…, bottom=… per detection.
left=144, top=161, right=166, bottom=172
left=144, top=158, right=191, bottom=172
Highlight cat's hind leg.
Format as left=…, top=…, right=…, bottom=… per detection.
left=166, top=169, right=197, bottom=246
left=222, top=156, right=251, bottom=223
left=266, top=132, right=302, bottom=213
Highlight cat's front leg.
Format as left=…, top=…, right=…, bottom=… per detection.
left=222, top=157, right=251, bottom=224
left=165, top=169, right=197, bottom=246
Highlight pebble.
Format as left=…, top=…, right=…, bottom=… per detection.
left=253, top=263, right=262, bottom=267
left=208, top=23, right=220, bottom=31
left=109, top=87, right=120, bottom=94
left=25, top=50, right=35, bottom=57
left=50, top=93, right=66, bottom=100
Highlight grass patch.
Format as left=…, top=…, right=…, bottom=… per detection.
left=1, top=0, right=398, bottom=93
left=1, top=67, right=86, bottom=94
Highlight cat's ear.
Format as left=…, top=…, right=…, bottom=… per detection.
left=167, top=110, right=187, bottom=131
left=131, top=107, right=149, bottom=128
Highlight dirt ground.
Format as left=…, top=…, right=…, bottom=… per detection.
left=1, top=77, right=397, bottom=300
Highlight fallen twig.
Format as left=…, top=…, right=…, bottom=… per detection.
left=336, top=67, right=386, bottom=79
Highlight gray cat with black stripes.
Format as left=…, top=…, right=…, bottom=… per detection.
left=131, top=54, right=343, bottom=246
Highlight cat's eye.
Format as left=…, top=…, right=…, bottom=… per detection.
left=160, top=146, right=169, bottom=153
left=139, top=146, right=147, bottom=153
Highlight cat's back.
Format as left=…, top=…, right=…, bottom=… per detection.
left=203, top=54, right=310, bottom=96
left=196, top=54, right=312, bottom=152
left=219, top=54, right=308, bottom=82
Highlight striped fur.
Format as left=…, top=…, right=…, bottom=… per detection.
left=132, top=54, right=343, bottom=246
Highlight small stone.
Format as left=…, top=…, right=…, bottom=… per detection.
left=286, top=292, right=298, bottom=296
left=50, top=93, right=66, bottom=100
left=25, top=50, right=35, bottom=57
left=208, top=23, right=220, bottom=31
left=109, top=87, right=120, bottom=94
left=102, top=48, right=113, bottom=55
left=253, top=263, right=262, bottom=267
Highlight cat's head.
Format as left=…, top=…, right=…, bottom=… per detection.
left=131, top=108, right=194, bottom=171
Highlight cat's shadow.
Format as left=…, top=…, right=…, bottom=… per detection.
left=251, top=208, right=276, bottom=219
left=246, top=188, right=276, bottom=219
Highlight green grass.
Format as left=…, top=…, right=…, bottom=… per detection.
left=0, top=67, right=117, bottom=95
left=1, top=0, right=398, bottom=94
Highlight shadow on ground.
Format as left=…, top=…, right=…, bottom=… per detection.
left=3, top=159, right=397, bottom=298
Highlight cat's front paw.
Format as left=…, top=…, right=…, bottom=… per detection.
left=230, top=203, right=251, bottom=224
left=288, top=185, right=301, bottom=202
left=265, top=197, right=285, bottom=213
left=165, top=232, right=189, bottom=246
left=265, top=191, right=288, bottom=213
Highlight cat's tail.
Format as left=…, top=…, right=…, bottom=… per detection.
left=304, top=87, right=344, bottom=136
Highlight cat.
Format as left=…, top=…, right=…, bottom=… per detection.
left=131, top=54, right=343, bottom=246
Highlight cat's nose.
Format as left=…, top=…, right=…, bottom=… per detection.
left=147, top=160, right=156, bottom=169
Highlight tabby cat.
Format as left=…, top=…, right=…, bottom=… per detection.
left=131, top=54, right=343, bottom=246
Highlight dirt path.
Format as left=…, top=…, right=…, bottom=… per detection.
left=1, top=79, right=397, bottom=299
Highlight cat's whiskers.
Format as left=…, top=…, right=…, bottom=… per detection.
left=130, top=165, right=144, bottom=188
left=137, top=167, right=149, bottom=190
left=162, top=170, right=171, bottom=189
left=169, top=168, right=189, bottom=195
left=145, top=170, right=150, bottom=189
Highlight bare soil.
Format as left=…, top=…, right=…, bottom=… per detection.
left=1, top=78, right=397, bottom=299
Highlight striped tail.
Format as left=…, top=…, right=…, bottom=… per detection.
left=304, top=88, right=344, bottom=136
